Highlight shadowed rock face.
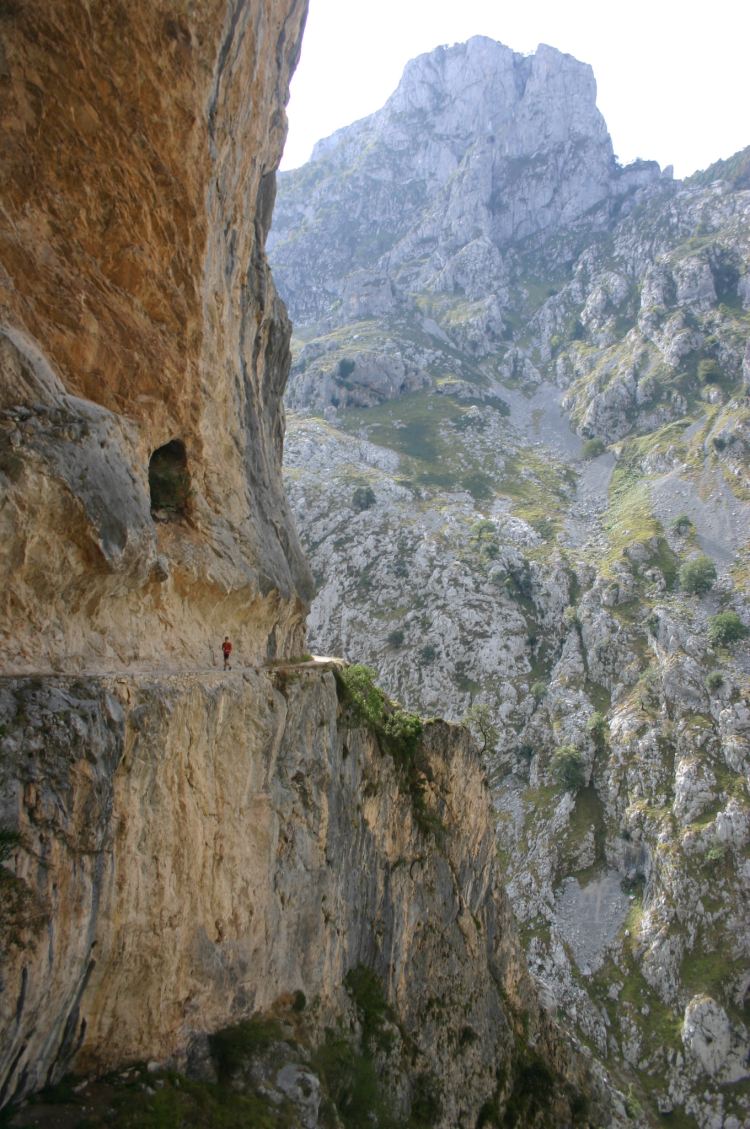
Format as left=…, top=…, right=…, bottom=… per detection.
left=0, top=0, right=312, bottom=672
left=0, top=670, right=617, bottom=1126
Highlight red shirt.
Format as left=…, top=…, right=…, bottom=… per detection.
left=222, top=641, right=232, bottom=656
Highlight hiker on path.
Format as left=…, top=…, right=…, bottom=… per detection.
left=222, top=636, right=233, bottom=670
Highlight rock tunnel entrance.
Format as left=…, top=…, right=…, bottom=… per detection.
left=148, top=439, right=190, bottom=518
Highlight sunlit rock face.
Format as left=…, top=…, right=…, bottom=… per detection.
left=0, top=0, right=312, bottom=672
left=269, top=35, right=662, bottom=350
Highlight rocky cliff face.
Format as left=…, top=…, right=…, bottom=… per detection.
left=0, top=0, right=311, bottom=673
left=0, top=7, right=617, bottom=1127
left=0, top=668, right=615, bottom=1126
left=273, top=40, right=750, bottom=1129
left=269, top=35, right=664, bottom=404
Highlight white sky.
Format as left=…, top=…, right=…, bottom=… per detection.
left=281, top=0, right=749, bottom=178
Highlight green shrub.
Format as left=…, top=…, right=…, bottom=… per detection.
left=312, top=1032, right=395, bottom=1129
left=381, top=710, right=423, bottom=770
left=209, top=1015, right=284, bottom=1077
left=586, top=711, right=608, bottom=744
left=646, top=612, right=660, bottom=636
left=334, top=666, right=431, bottom=833
left=672, top=513, right=693, bottom=534
left=338, top=357, right=356, bottom=379
left=705, top=670, right=724, bottom=692
left=551, top=745, right=587, bottom=792
left=530, top=681, right=547, bottom=703
left=581, top=437, right=605, bottom=459
left=469, top=519, right=500, bottom=560
left=531, top=516, right=554, bottom=541
left=708, top=611, right=747, bottom=646
left=386, top=629, right=405, bottom=647
left=344, top=966, right=395, bottom=1052
left=351, top=485, right=376, bottom=512
left=679, top=555, right=717, bottom=595
left=337, top=664, right=385, bottom=728
left=698, top=358, right=721, bottom=384
left=409, top=1073, right=442, bottom=1127
left=418, top=644, right=437, bottom=665
left=562, top=606, right=579, bottom=628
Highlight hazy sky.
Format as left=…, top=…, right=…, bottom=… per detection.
left=281, top=0, right=749, bottom=178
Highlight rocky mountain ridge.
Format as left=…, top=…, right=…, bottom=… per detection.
left=273, top=37, right=750, bottom=1129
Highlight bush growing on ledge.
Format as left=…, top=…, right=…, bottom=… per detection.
left=209, top=1014, right=285, bottom=1078
left=551, top=745, right=587, bottom=792
left=672, top=513, right=694, bottom=535
left=581, top=437, right=606, bottom=459
left=344, top=965, right=396, bottom=1052
left=679, top=554, right=717, bottom=595
left=705, top=670, right=724, bottom=692
left=586, top=711, right=608, bottom=746
left=352, top=485, right=376, bottom=512
left=698, top=357, right=721, bottom=384
left=530, top=680, right=547, bottom=703
left=708, top=611, right=747, bottom=646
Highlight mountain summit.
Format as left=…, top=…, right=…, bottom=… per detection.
left=270, top=36, right=662, bottom=334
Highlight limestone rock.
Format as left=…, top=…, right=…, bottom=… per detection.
left=682, top=996, right=750, bottom=1083
left=0, top=0, right=312, bottom=672
left=0, top=670, right=612, bottom=1126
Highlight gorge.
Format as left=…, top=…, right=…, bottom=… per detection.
left=271, top=35, right=750, bottom=1129
left=0, top=6, right=641, bottom=1129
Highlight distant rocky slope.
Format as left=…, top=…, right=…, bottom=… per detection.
left=272, top=38, right=750, bottom=1129
left=0, top=8, right=617, bottom=1128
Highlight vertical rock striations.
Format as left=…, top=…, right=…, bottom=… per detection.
left=0, top=0, right=311, bottom=672
left=0, top=670, right=616, bottom=1125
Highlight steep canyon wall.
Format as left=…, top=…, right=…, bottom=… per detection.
left=0, top=0, right=311, bottom=673
left=0, top=5, right=617, bottom=1126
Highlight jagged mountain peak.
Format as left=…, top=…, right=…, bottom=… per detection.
left=271, top=37, right=663, bottom=328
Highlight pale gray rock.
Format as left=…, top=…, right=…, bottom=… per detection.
left=682, top=997, right=750, bottom=1082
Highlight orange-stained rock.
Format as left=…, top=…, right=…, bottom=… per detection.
left=0, top=0, right=311, bottom=672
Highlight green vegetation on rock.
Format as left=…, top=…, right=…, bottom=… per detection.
left=708, top=611, right=747, bottom=645
left=678, top=555, right=717, bottom=595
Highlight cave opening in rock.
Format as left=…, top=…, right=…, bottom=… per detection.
left=148, top=439, right=190, bottom=518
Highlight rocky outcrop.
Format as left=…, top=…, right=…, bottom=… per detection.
left=0, top=668, right=616, bottom=1126
left=269, top=36, right=665, bottom=413
left=0, top=0, right=311, bottom=672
